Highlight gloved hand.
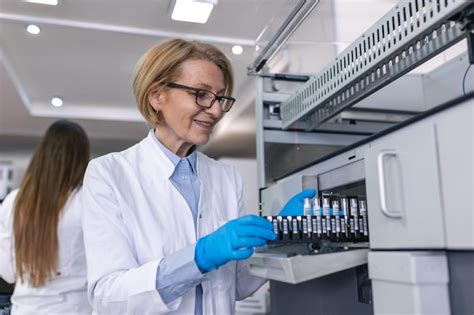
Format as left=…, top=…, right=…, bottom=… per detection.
left=195, top=215, right=276, bottom=272
left=278, top=189, right=317, bottom=216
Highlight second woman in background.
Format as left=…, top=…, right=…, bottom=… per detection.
left=0, top=120, right=91, bottom=314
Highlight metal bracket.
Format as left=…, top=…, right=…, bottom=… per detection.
left=280, top=0, right=474, bottom=131
left=247, top=0, right=320, bottom=75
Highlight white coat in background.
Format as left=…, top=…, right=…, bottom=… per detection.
left=0, top=189, right=91, bottom=315
left=81, top=132, right=266, bottom=314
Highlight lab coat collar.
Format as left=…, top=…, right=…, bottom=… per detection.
left=150, top=129, right=198, bottom=175
left=141, top=131, right=202, bottom=180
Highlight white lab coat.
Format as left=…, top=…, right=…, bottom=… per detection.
left=0, top=189, right=91, bottom=315
left=81, top=132, right=266, bottom=314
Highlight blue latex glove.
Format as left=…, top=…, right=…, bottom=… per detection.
left=278, top=189, right=317, bottom=216
left=195, top=215, right=276, bottom=272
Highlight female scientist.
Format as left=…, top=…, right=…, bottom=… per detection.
left=81, top=39, right=314, bottom=314
left=0, top=120, right=91, bottom=314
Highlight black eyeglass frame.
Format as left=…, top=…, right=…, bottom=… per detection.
left=165, top=82, right=236, bottom=112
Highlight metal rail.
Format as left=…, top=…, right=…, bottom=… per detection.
left=248, top=0, right=320, bottom=74
left=280, top=0, right=474, bottom=130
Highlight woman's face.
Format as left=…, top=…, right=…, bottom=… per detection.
left=149, top=58, right=226, bottom=153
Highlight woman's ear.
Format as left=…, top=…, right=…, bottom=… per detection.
left=148, top=83, right=163, bottom=112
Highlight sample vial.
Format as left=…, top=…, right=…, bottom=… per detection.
left=313, top=197, right=321, bottom=216
left=291, top=216, right=299, bottom=242
left=322, top=197, right=331, bottom=217
left=340, top=197, right=350, bottom=240
left=313, top=197, right=323, bottom=239
left=302, top=216, right=309, bottom=240
left=332, top=200, right=341, bottom=238
left=359, top=199, right=369, bottom=240
left=271, top=217, right=279, bottom=239
left=350, top=197, right=359, bottom=237
left=322, top=197, right=331, bottom=237
left=304, top=198, right=312, bottom=216
left=280, top=216, right=289, bottom=241
left=312, top=216, right=320, bottom=239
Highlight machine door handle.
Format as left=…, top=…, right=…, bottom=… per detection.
left=377, top=150, right=403, bottom=218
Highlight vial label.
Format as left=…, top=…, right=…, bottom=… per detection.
left=272, top=219, right=278, bottom=235
left=335, top=217, right=341, bottom=233
left=306, top=216, right=312, bottom=233
left=322, top=218, right=327, bottom=234
left=283, top=220, right=289, bottom=235
left=331, top=218, right=336, bottom=233
left=350, top=218, right=355, bottom=233
left=354, top=215, right=359, bottom=231
left=292, top=219, right=298, bottom=235
left=358, top=217, right=364, bottom=234
left=312, top=218, right=318, bottom=235
left=341, top=218, right=346, bottom=235
left=316, top=217, right=322, bottom=235
left=302, top=218, right=308, bottom=234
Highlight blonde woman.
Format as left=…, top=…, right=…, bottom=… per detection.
left=0, top=120, right=91, bottom=314
left=81, top=39, right=314, bottom=314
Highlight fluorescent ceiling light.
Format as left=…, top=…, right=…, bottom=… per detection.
left=51, top=97, right=63, bottom=107
left=26, top=24, right=41, bottom=35
left=232, top=45, right=243, bottom=55
left=171, top=0, right=217, bottom=24
left=23, top=0, right=58, bottom=5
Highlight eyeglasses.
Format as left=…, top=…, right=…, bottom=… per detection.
left=165, top=82, right=235, bottom=112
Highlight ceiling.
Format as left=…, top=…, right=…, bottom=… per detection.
left=0, top=0, right=402, bottom=158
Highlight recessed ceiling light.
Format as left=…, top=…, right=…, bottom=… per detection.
left=26, top=24, right=41, bottom=35
left=23, top=0, right=58, bottom=5
left=232, top=45, right=243, bottom=55
left=171, top=0, right=217, bottom=24
left=51, top=97, right=63, bottom=107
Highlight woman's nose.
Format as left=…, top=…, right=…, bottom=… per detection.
left=205, top=100, right=223, bottom=118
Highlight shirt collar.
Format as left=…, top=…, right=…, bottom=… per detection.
left=150, top=129, right=197, bottom=174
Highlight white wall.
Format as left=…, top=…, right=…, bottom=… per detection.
left=0, top=152, right=31, bottom=194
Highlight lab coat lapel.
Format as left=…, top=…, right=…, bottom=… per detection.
left=138, top=134, right=196, bottom=245
left=195, top=153, right=224, bottom=238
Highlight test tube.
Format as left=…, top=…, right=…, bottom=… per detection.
left=297, top=216, right=303, bottom=242
left=313, top=198, right=322, bottom=239
left=340, top=197, right=350, bottom=240
left=279, top=216, right=289, bottom=242
left=332, top=199, right=341, bottom=240
left=359, top=199, right=369, bottom=241
left=269, top=216, right=279, bottom=241
left=304, top=198, right=312, bottom=216
left=304, top=198, right=313, bottom=240
left=302, top=215, right=311, bottom=241
left=290, top=216, right=299, bottom=242
left=322, top=197, right=331, bottom=238
left=349, top=197, right=359, bottom=239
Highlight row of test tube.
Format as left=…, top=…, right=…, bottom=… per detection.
left=266, top=195, right=369, bottom=244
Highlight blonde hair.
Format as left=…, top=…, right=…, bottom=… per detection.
left=132, top=38, right=234, bottom=126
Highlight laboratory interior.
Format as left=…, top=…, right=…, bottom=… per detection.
left=0, top=0, right=473, bottom=314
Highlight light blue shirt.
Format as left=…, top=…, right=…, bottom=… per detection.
left=152, top=130, right=204, bottom=315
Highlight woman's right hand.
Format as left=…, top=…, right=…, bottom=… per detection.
left=194, top=215, right=276, bottom=272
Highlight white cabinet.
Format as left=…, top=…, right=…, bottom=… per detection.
left=369, top=251, right=450, bottom=315
left=365, top=121, right=445, bottom=249
left=435, top=100, right=474, bottom=249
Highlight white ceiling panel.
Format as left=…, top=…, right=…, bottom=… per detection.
left=0, top=0, right=423, bottom=158
left=0, top=0, right=294, bottom=40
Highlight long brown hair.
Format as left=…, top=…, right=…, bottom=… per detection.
left=13, top=120, right=90, bottom=287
